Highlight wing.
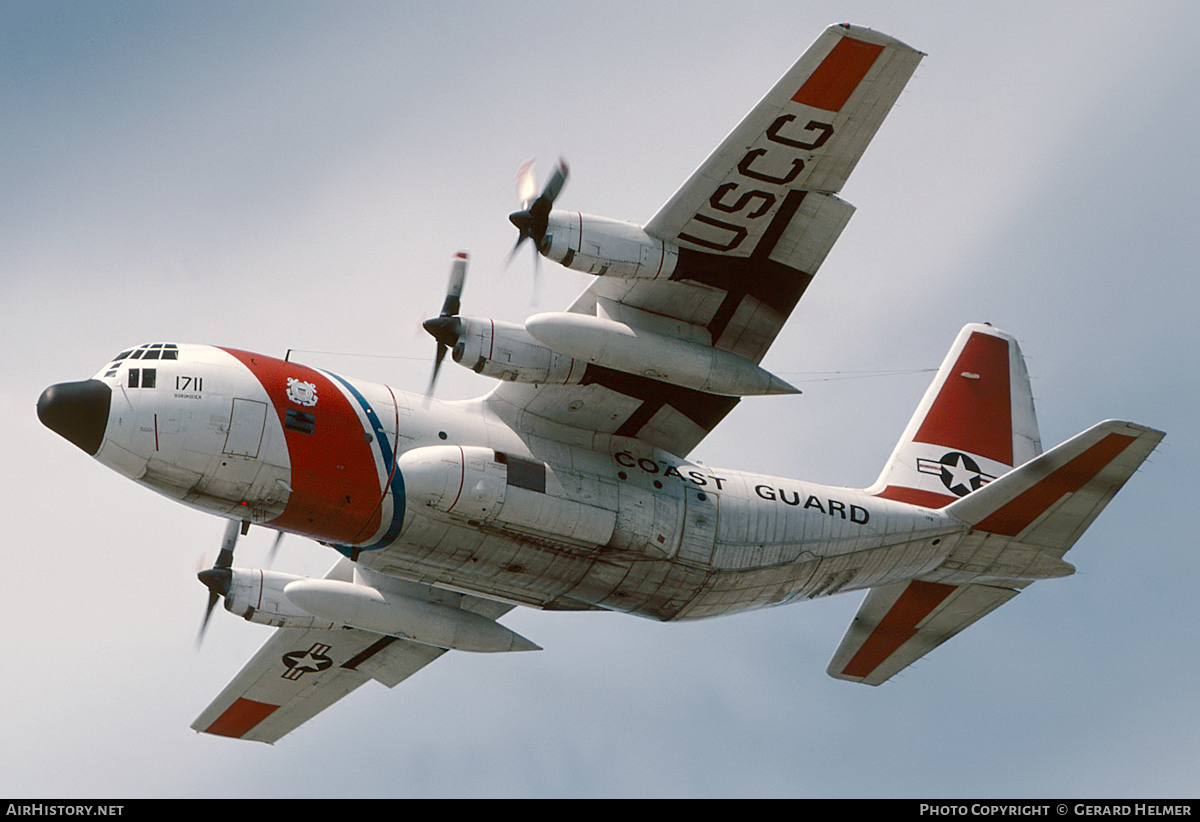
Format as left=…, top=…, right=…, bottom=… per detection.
left=489, top=25, right=923, bottom=457
left=191, top=623, right=444, bottom=743
left=192, top=563, right=513, bottom=744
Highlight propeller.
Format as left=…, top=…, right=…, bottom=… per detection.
left=507, top=158, right=568, bottom=288
left=421, top=252, right=469, bottom=398
left=196, top=518, right=241, bottom=645
left=266, top=530, right=286, bottom=567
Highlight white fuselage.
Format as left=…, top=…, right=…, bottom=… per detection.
left=80, top=342, right=958, bottom=621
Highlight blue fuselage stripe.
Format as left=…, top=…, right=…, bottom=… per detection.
left=324, top=371, right=406, bottom=553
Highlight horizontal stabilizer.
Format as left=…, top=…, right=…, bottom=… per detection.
left=945, top=420, right=1164, bottom=551
left=827, top=580, right=1022, bottom=685
left=831, top=420, right=1162, bottom=686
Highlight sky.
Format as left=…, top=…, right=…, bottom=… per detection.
left=3, top=0, right=1198, bottom=799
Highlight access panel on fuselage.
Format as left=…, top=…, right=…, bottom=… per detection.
left=677, top=486, right=719, bottom=565
left=223, top=398, right=268, bottom=458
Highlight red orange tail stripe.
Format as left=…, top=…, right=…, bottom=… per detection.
left=974, top=433, right=1136, bottom=537
left=915, top=332, right=1013, bottom=465
left=839, top=580, right=956, bottom=678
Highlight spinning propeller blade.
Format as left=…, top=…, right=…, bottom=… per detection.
left=196, top=518, right=241, bottom=645
left=422, top=252, right=469, bottom=398
left=516, top=159, right=537, bottom=209
left=507, top=158, right=567, bottom=304
left=266, top=530, right=285, bottom=567
left=507, top=158, right=568, bottom=260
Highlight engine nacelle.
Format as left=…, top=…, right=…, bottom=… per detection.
left=542, top=212, right=678, bottom=280
left=452, top=317, right=582, bottom=385
left=224, top=568, right=337, bottom=630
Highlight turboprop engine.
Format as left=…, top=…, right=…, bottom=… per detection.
left=449, top=317, right=582, bottom=385
left=426, top=311, right=797, bottom=397
left=540, top=212, right=679, bottom=280
left=504, top=160, right=678, bottom=281
left=423, top=173, right=799, bottom=396
left=422, top=252, right=585, bottom=393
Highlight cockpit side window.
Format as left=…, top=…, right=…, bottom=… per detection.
left=127, top=367, right=156, bottom=389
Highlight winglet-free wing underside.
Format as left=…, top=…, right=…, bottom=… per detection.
left=192, top=623, right=446, bottom=743
left=489, top=25, right=924, bottom=457
left=193, top=561, right=514, bottom=743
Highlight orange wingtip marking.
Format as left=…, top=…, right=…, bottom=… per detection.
left=792, top=36, right=885, bottom=112
left=875, top=485, right=958, bottom=509
left=841, top=580, right=955, bottom=678
left=204, top=697, right=279, bottom=739
left=973, top=433, right=1137, bottom=537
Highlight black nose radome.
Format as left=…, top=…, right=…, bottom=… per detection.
left=37, top=379, right=111, bottom=456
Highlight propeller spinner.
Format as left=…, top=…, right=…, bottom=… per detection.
left=196, top=518, right=242, bottom=645
left=421, top=252, right=470, bottom=398
left=507, top=158, right=568, bottom=261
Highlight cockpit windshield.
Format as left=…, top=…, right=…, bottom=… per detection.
left=103, top=343, right=179, bottom=378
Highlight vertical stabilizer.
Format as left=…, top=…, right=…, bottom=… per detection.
left=868, top=324, right=1040, bottom=508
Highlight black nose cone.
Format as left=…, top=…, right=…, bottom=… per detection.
left=38, top=379, right=111, bottom=455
